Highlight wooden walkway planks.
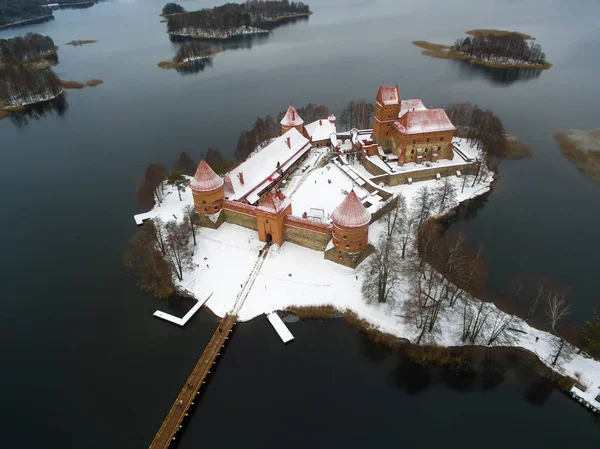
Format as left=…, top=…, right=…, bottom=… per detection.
left=148, top=313, right=237, bottom=449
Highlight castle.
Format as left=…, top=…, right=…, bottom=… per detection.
left=189, top=86, right=464, bottom=268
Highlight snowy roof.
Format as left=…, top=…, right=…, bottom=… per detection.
left=328, top=114, right=336, bottom=122
left=331, top=190, right=371, bottom=228
left=280, top=105, right=304, bottom=126
left=226, top=128, right=311, bottom=202
left=394, top=109, right=456, bottom=135
left=257, top=189, right=291, bottom=214
left=190, top=160, right=224, bottom=192
left=377, top=85, right=400, bottom=106
left=305, top=118, right=336, bottom=142
left=399, top=98, right=427, bottom=117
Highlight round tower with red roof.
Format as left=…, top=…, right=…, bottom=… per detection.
left=190, top=160, right=224, bottom=215
left=331, top=190, right=371, bottom=253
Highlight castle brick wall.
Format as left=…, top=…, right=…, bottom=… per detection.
left=283, top=215, right=332, bottom=251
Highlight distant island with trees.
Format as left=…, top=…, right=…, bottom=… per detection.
left=413, top=29, right=551, bottom=70
left=164, top=0, right=311, bottom=40
left=0, top=33, right=102, bottom=120
left=158, top=41, right=220, bottom=69
left=0, top=0, right=97, bottom=30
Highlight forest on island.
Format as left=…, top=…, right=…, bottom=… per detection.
left=0, top=33, right=57, bottom=63
left=451, top=33, right=547, bottom=66
left=0, top=0, right=97, bottom=27
left=167, top=0, right=310, bottom=37
left=0, top=33, right=63, bottom=108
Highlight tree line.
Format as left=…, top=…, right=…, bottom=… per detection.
left=235, top=103, right=330, bottom=161
left=0, top=33, right=56, bottom=64
left=0, top=0, right=52, bottom=27
left=339, top=99, right=374, bottom=130
left=167, top=0, right=310, bottom=36
left=137, top=150, right=233, bottom=210
left=451, top=33, right=547, bottom=66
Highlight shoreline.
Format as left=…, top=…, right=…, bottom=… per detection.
left=0, top=14, right=54, bottom=30
left=412, top=40, right=552, bottom=70
left=553, top=129, right=600, bottom=183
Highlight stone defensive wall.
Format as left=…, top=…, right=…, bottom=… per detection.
left=222, top=199, right=258, bottom=231
left=362, top=155, right=476, bottom=186
left=284, top=215, right=332, bottom=251
left=219, top=200, right=333, bottom=251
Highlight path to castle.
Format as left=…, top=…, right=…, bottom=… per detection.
left=148, top=245, right=271, bottom=449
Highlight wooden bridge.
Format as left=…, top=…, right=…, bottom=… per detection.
left=148, top=313, right=237, bottom=449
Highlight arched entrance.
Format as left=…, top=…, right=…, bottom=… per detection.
left=266, top=233, right=273, bottom=243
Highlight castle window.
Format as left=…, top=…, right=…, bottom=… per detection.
left=426, top=138, right=430, bottom=143
left=265, top=219, right=269, bottom=224
left=345, top=244, right=350, bottom=250
left=413, top=140, right=416, bottom=145
left=440, top=137, right=444, bottom=142
left=203, top=200, right=206, bottom=204
left=411, top=150, right=414, bottom=154
left=204, top=208, right=208, bottom=212
left=388, top=115, right=390, bottom=119
left=343, top=235, right=347, bottom=240
left=425, top=148, right=428, bottom=152
left=359, top=243, right=362, bottom=247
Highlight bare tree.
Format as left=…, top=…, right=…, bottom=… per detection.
left=397, top=214, right=415, bottom=259
left=545, top=292, right=571, bottom=334
left=153, top=216, right=167, bottom=255
left=385, top=193, right=407, bottom=237
left=165, top=220, right=193, bottom=281
left=545, top=292, right=572, bottom=365
left=433, top=176, right=458, bottom=214
left=411, top=186, right=433, bottom=227
left=486, top=308, right=516, bottom=345
left=183, top=204, right=199, bottom=247
left=362, top=235, right=402, bottom=304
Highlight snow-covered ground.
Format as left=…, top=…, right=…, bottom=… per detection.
left=282, top=161, right=370, bottom=221
left=134, top=167, right=600, bottom=411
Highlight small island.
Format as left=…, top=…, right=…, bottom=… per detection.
left=413, top=29, right=551, bottom=70
left=158, top=41, right=220, bottom=69
left=1, top=32, right=102, bottom=120
left=165, top=0, right=311, bottom=40
left=554, top=129, right=600, bottom=182
left=65, top=39, right=98, bottom=46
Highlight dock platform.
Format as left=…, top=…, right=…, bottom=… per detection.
left=153, top=292, right=213, bottom=327
left=266, top=311, right=294, bottom=343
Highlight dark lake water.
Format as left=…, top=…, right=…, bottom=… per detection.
left=1, top=0, right=599, bottom=446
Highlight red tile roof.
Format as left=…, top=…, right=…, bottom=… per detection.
left=280, top=105, right=304, bottom=126
left=332, top=191, right=371, bottom=228
left=377, top=85, right=400, bottom=105
left=394, top=108, right=456, bottom=135
left=257, top=189, right=291, bottom=214
left=190, top=160, right=224, bottom=192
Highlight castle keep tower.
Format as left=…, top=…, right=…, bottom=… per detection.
left=372, top=85, right=400, bottom=140
left=331, top=191, right=371, bottom=254
left=280, top=104, right=305, bottom=136
left=190, top=160, right=224, bottom=215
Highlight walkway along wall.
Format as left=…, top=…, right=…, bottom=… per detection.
left=222, top=200, right=258, bottom=231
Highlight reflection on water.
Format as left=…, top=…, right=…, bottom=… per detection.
left=454, top=59, right=543, bottom=85
left=10, top=94, right=68, bottom=127
left=175, top=57, right=214, bottom=76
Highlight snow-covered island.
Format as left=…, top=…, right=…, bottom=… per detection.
left=130, top=94, right=600, bottom=415
left=165, top=0, right=311, bottom=40
left=413, top=29, right=552, bottom=70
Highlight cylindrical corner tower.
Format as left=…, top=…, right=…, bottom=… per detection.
left=331, top=190, right=371, bottom=253
left=190, top=160, right=224, bottom=215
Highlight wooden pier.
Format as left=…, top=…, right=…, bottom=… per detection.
left=148, top=313, right=237, bottom=449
